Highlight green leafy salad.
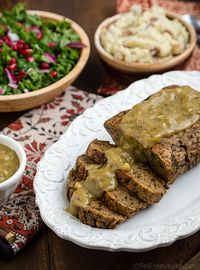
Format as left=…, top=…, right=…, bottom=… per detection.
left=0, top=3, right=85, bottom=95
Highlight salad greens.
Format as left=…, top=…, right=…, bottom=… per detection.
left=0, top=3, right=85, bottom=95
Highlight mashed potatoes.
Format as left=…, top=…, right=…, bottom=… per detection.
left=100, top=5, right=189, bottom=64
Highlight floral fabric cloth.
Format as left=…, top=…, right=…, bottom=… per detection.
left=98, top=0, right=200, bottom=96
left=0, top=87, right=101, bottom=258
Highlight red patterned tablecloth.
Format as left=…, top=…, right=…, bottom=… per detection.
left=0, top=87, right=101, bottom=259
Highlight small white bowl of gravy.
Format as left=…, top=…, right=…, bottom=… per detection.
left=0, top=134, right=26, bottom=205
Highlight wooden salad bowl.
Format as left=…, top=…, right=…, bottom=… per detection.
left=0, top=10, right=90, bottom=112
left=94, top=11, right=196, bottom=74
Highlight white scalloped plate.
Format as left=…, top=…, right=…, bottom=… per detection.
left=34, top=71, right=200, bottom=252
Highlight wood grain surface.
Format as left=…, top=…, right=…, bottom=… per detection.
left=0, top=1, right=200, bottom=270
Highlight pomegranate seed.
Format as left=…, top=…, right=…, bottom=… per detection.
left=19, top=70, right=26, bottom=76
left=40, top=62, right=49, bottom=69
left=18, top=40, right=25, bottom=45
left=24, top=44, right=29, bottom=49
left=3, top=36, right=11, bottom=43
left=22, top=48, right=32, bottom=56
left=9, top=63, right=17, bottom=70
left=3, top=36, right=12, bottom=47
left=0, top=39, right=3, bottom=46
left=17, top=69, right=26, bottom=81
left=50, top=71, right=57, bottom=77
left=17, top=40, right=25, bottom=50
left=36, top=32, right=43, bottom=40
left=17, top=44, right=24, bottom=50
left=19, top=69, right=26, bottom=75
left=12, top=44, right=18, bottom=51
left=48, top=42, right=57, bottom=48
left=10, top=58, right=16, bottom=64
left=27, top=56, right=34, bottom=62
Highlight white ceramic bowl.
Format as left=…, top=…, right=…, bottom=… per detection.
left=0, top=135, right=26, bottom=205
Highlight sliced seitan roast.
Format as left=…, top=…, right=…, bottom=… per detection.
left=66, top=155, right=99, bottom=200
left=67, top=169, right=78, bottom=200
left=117, top=163, right=166, bottom=204
left=104, top=111, right=127, bottom=146
left=145, top=120, right=200, bottom=183
left=103, top=184, right=147, bottom=217
left=67, top=161, right=126, bottom=229
left=72, top=146, right=147, bottom=217
left=86, top=139, right=116, bottom=164
left=66, top=86, right=200, bottom=228
left=87, top=139, right=166, bottom=204
left=74, top=154, right=99, bottom=181
left=87, top=139, right=151, bottom=210
left=104, top=115, right=200, bottom=184
left=104, top=86, right=200, bottom=184
left=78, top=200, right=125, bottom=229
left=67, top=169, right=126, bottom=229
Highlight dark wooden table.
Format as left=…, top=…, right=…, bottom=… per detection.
left=1, top=1, right=200, bottom=269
